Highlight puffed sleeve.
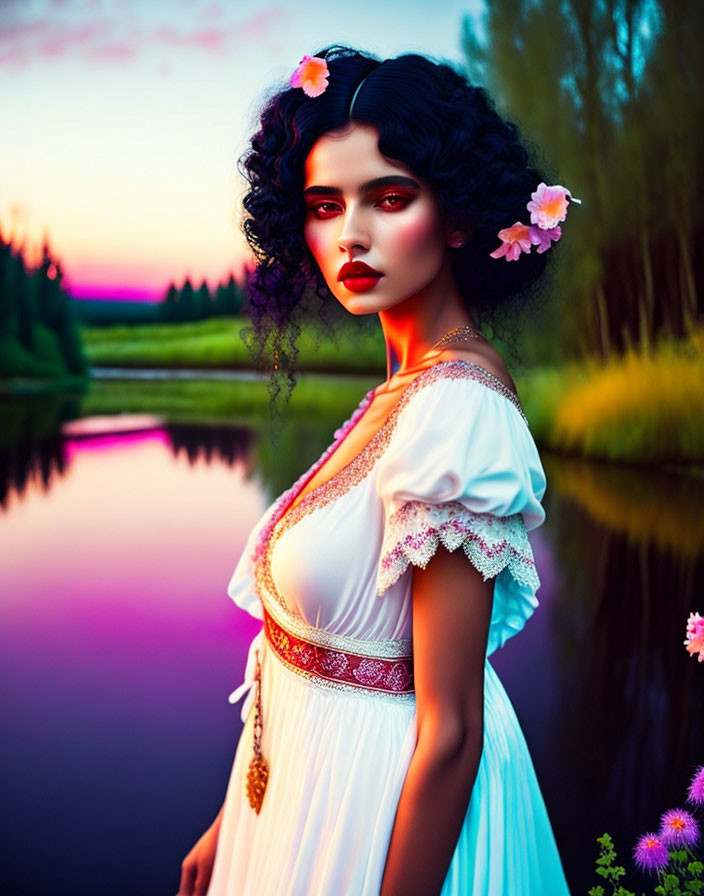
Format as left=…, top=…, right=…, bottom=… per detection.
left=375, top=370, right=547, bottom=656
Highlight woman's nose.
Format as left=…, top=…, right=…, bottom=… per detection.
left=337, top=206, right=369, bottom=253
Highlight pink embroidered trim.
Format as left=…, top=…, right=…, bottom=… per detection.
left=252, top=388, right=376, bottom=564
left=377, top=501, right=540, bottom=596
left=263, top=606, right=414, bottom=694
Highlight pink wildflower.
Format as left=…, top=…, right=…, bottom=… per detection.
left=289, top=55, right=329, bottom=97
left=633, top=833, right=670, bottom=872
left=490, top=222, right=534, bottom=261
left=529, top=224, right=562, bottom=254
left=684, top=611, right=704, bottom=662
left=688, top=766, right=704, bottom=807
left=659, top=808, right=700, bottom=849
left=527, top=183, right=580, bottom=230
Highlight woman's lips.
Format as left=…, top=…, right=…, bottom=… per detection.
left=337, top=260, right=383, bottom=293
left=342, top=275, right=382, bottom=293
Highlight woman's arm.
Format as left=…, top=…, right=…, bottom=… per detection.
left=379, top=543, right=494, bottom=896
left=177, top=802, right=225, bottom=896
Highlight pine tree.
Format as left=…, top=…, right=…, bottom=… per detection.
left=179, top=277, right=195, bottom=321
left=160, top=282, right=179, bottom=322
left=195, top=279, right=210, bottom=319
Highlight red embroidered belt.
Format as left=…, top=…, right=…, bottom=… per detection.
left=245, top=605, right=415, bottom=814
left=263, top=606, right=415, bottom=693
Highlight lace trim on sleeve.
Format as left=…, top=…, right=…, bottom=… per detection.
left=377, top=500, right=541, bottom=596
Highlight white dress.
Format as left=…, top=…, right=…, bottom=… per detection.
left=206, top=359, right=571, bottom=896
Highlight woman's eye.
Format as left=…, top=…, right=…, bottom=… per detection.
left=308, top=201, right=341, bottom=218
left=376, top=193, right=410, bottom=210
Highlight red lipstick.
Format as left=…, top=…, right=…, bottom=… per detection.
left=337, top=260, right=383, bottom=293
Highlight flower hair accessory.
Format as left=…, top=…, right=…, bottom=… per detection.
left=490, top=183, right=581, bottom=261
left=289, top=55, right=330, bottom=98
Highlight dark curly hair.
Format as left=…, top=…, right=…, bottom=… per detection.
left=238, top=44, right=554, bottom=418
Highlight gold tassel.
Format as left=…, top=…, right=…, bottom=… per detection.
left=245, top=649, right=269, bottom=813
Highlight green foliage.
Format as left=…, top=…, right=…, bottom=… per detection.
left=462, top=0, right=704, bottom=359
left=0, top=231, right=88, bottom=381
left=592, top=833, right=635, bottom=894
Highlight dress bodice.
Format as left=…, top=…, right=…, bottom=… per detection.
left=228, top=360, right=546, bottom=694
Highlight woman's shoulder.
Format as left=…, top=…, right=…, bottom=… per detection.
left=395, top=344, right=526, bottom=430
left=433, top=344, right=518, bottom=398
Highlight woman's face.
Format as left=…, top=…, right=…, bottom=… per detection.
left=302, top=123, right=452, bottom=316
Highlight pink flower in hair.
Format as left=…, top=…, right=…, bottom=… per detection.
left=527, top=183, right=581, bottom=230
left=529, top=224, right=562, bottom=254
left=684, top=611, right=704, bottom=662
left=489, top=222, right=534, bottom=261
left=289, top=55, right=329, bottom=97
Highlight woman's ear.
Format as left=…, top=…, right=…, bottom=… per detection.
left=445, top=221, right=471, bottom=249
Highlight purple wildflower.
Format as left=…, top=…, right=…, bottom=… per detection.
left=633, top=832, right=670, bottom=872
left=659, top=808, right=700, bottom=849
left=688, top=766, right=704, bottom=807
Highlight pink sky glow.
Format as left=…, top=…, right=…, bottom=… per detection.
left=2, top=0, right=476, bottom=300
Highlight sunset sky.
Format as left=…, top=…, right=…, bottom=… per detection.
left=1, top=0, right=481, bottom=301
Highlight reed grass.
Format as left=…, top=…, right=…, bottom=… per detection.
left=517, top=327, right=704, bottom=463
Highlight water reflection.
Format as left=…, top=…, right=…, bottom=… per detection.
left=0, top=399, right=259, bottom=511
left=0, top=394, right=78, bottom=507
left=538, top=455, right=704, bottom=888
left=0, top=396, right=702, bottom=895
left=0, top=396, right=345, bottom=512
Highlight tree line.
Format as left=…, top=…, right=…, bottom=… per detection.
left=159, top=275, right=245, bottom=322
left=0, top=233, right=87, bottom=379
left=462, top=0, right=703, bottom=358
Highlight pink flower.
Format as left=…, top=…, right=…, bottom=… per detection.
left=529, top=224, right=561, bottom=254
left=490, top=222, right=534, bottom=261
left=289, top=54, right=329, bottom=98
left=633, top=832, right=670, bottom=872
left=684, top=611, right=704, bottom=662
left=659, top=808, right=700, bottom=849
left=688, top=766, right=704, bottom=807
left=527, top=183, right=581, bottom=230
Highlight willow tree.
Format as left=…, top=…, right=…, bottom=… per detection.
left=462, top=0, right=704, bottom=358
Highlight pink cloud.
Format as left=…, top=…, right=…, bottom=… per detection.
left=0, top=3, right=288, bottom=69
left=84, top=42, right=138, bottom=63
left=237, top=7, right=288, bottom=39
left=150, top=24, right=230, bottom=54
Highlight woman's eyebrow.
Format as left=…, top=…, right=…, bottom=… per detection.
left=303, top=175, right=420, bottom=198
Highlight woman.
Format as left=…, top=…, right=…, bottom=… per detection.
left=178, top=45, right=573, bottom=896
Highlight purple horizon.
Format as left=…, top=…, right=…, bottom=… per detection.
left=69, top=285, right=163, bottom=303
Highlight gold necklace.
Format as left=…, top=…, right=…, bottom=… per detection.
left=430, top=325, right=486, bottom=350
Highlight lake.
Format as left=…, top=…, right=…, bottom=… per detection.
left=1, top=384, right=703, bottom=895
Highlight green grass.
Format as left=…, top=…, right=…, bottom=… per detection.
left=81, top=316, right=387, bottom=373
left=81, top=373, right=380, bottom=426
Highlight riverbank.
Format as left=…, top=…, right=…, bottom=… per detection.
left=3, top=321, right=702, bottom=467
